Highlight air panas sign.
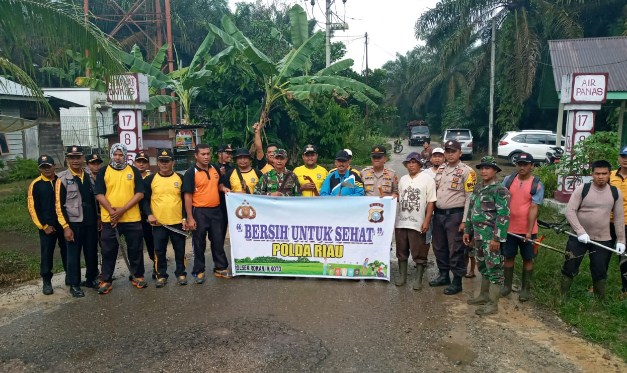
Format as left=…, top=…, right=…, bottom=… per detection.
left=571, top=73, right=608, bottom=103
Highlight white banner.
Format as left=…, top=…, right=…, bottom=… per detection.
left=226, top=194, right=396, bottom=280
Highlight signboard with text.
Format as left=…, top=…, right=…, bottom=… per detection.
left=570, top=73, right=608, bottom=103
left=226, top=194, right=396, bottom=280
left=117, top=109, right=143, bottom=165
left=107, top=73, right=149, bottom=104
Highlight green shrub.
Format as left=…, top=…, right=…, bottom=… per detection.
left=558, top=132, right=619, bottom=177
left=534, top=164, right=558, bottom=198
left=7, top=157, right=40, bottom=182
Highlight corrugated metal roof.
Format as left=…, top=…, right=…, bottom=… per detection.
left=548, top=36, right=627, bottom=92
left=0, top=76, right=35, bottom=97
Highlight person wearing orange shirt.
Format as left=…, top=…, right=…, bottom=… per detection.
left=183, top=144, right=231, bottom=283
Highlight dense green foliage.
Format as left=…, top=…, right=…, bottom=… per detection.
left=558, top=132, right=620, bottom=176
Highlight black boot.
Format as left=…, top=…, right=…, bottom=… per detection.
left=81, top=279, right=99, bottom=289
left=592, top=280, right=606, bottom=301
left=42, top=280, right=53, bottom=295
left=560, top=275, right=573, bottom=304
left=69, top=285, right=85, bottom=298
left=444, top=275, right=463, bottom=295
left=519, top=270, right=533, bottom=302
left=395, top=261, right=408, bottom=286
left=429, top=271, right=451, bottom=287
left=500, top=267, right=514, bottom=297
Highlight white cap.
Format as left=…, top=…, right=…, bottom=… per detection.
left=432, top=147, right=444, bottom=154
left=343, top=149, right=353, bottom=157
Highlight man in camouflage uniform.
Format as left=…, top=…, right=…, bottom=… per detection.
left=254, top=149, right=301, bottom=196
left=463, top=156, right=510, bottom=316
left=361, top=145, right=398, bottom=197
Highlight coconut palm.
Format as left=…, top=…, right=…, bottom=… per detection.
left=0, top=0, right=122, bottom=106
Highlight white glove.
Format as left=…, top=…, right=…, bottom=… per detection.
left=577, top=234, right=590, bottom=244
left=616, top=243, right=626, bottom=255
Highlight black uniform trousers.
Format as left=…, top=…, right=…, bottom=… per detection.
left=100, top=222, right=144, bottom=282
left=431, top=210, right=466, bottom=277
left=65, top=223, right=99, bottom=286
left=191, top=206, right=227, bottom=275
left=153, top=224, right=187, bottom=278
left=141, top=216, right=156, bottom=268
left=38, top=226, right=67, bottom=282
left=562, top=236, right=613, bottom=281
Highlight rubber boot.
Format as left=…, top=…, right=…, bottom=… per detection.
left=413, top=264, right=425, bottom=291
left=500, top=267, right=514, bottom=297
left=518, top=270, right=533, bottom=302
left=475, top=283, right=501, bottom=316
left=592, top=279, right=606, bottom=301
left=560, top=275, right=574, bottom=304
left=468, top=277, right=490, bottom=305
left=395, top=261, right=408, bottom=286
left=429, top=271, right=451, bottom=287
left=444, top=275, right=463, bottom=295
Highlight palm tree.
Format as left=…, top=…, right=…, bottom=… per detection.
left=0, top=0, right=122, bottom=107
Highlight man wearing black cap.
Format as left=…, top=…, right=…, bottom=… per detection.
left=500, top=152, right=544, bottom=301
left=395, top=152, right=436, bottom=290
left=134, top=151, right=156, bottom=278
left=143, top=149, right=188, bottom=287
left=221, top=148, right=262, bottom=194
left=214, top=144, right=234, bottom=244
left=430, top=139, right=476, bottom=295
left=86, top=153, right=103, bottom=183
left=55, top=146, right=99, bottom=297
left=294, top=144, right=328, bottom=197
left=28, top=155, right=68, bottom=295
left=319, top=150, right=364, bottom=196
left=362, top=145, right=398, bottom=197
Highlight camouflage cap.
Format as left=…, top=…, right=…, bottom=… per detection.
left=476, top=156, right=502, bottom=172
left=274, top=149, right=288, bottom=158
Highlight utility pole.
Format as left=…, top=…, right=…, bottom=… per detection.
left=488, top=18, right=496, bottom=155
left=364, top=32, right=369, bottom=80
left=325, top=0, right=331, bottom=67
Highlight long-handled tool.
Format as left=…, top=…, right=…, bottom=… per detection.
left=303, top=175, right=320, bottom=196
left=338, top=181, right=354, bottom=196
left=538, top=220, right=626, bottom=257
left=507, top=232, right=575, bottom=258
left=162, top=224, right=192, bottom=238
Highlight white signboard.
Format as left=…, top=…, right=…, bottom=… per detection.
left=571, top=73, right=608, bottom=103
left=117, top=109, right=143, bottom=165
left=226, top=194, right=396, bottom=280
left=107, top=73, right=150, bottom=103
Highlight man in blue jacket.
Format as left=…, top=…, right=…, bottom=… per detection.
left=320, top=150, right=365, bottom=196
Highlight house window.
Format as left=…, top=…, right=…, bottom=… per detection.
left=0, top=134, right=9, bottom=155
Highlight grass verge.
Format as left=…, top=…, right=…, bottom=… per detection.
left=515, top=204, right=627, bottom=361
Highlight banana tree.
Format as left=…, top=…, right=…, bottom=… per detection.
left=207, top=4, right=382, bottom=132
left=119, top=32, right=232, bottom=123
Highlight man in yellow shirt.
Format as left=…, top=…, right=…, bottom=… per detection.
left=94, top=143, right=145, bottom=294
left=294, top=144, right=327, bottom=197
left=609, top=146, right=627, bottom=296
left=143, top=149, right=188, bottom=287
left=222, top=148, right=262, bottom=194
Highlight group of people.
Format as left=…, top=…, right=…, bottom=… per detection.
left=27, top=126, right=627, bottom=311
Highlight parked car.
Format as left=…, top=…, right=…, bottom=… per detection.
left=408, top=125, right=431, bottom=146
left=497, top=130, right=565, bottom=164
left=442, top=128, right=473, bottom=159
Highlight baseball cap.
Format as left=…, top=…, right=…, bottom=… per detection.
left=135, top=151, right=149, bottom=162
left=402, top=152, right=422, bottom=165
left=157, top=148, right=173, bottom=160
left=65, top=145, right=83, bottom=156
left=87, top=153, right=103, bottom=164
left=432, top=147, right=444, bottom=154
left=217, top=144, right=233, bottom=153
left=303, top=144, right=317, bottom=154
left=343, top=149, right=353, bottom=158
left=620, top=146, right=627, bottom=156
left=233, top=147, right=252, bottom=158
left=443, top=140, right=461, bottom=151
left=335, top=150, right=350, bottom=161
left=370, top=145, right=387, bottom=156
left=476, top=156, right=502, bottom=172
left=274, top=149, right=287, bottom=158
left=515, top=152, right=533, bottom=163
left=37, top=154, right=55, bottom=167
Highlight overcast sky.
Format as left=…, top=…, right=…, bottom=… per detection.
left=228, top=0, right=440, bottom=70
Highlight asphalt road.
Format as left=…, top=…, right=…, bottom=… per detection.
left=0, top=144, right=625, bottom=372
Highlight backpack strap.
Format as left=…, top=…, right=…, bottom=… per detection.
left=530, top=176, right=541, bottom=196
left=235, top=168, right=251, bottom=194
left=578, top=183, right=618, bottom=207
left=610, top=185, right=619, bottom=203
left=504, top=172, right=517, bottom=190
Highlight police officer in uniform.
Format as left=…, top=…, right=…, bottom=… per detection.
left=430, top=140, right=476, bottom=295
left=28, top=155, right=68, bottom=295
left=362, top=145, right=398, bottom=198
left=86, top=153, right=103, bottom=183
left=55, top=146, right=99, bottom=297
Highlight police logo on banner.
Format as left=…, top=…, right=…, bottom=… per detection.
left=235, top=200, right=256, bottom=219
left=368, top=203, right=384, bottom=223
